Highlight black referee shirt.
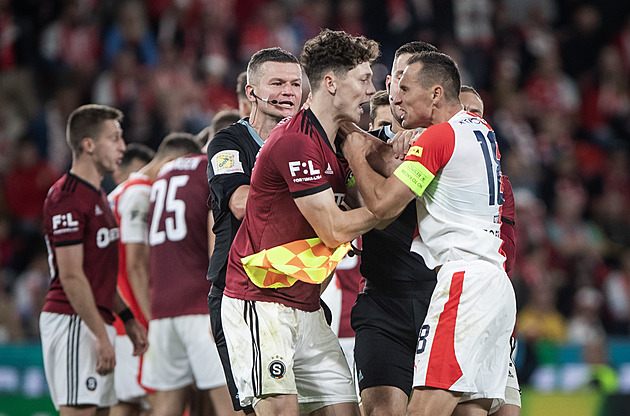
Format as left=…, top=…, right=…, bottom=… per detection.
left=206, top=118, right=263, bottom=296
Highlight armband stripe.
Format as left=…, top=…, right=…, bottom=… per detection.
left=393, top=161, right=435, bottom=197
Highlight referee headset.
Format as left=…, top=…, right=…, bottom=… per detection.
left=251, top=91, right=279, bottom=105
left=247, top=78, right=279, bottom=124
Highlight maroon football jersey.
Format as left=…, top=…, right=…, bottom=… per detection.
left=42, top=173, right=120, bottom=324
left=148, top=154, right=212, bottom=319
left=224, top=109, right=351, bottom=312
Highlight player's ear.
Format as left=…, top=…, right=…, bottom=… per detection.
left=324, top=72, right=337, bottom=95
left=245, top=85, right=256, bottom=103
left=385, top=74, right=391, bottom=92
left=431, top=85, right=442, bottom=102
left=81, top=137, right=95, bottom=154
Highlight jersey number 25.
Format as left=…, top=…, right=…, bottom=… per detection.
left=149, top=175, right=189, bottom=245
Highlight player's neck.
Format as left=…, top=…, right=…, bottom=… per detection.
left=70, top=157, right=104, bottom=190
left=435, top=104, right=464, bottom=125
left=308, top=100, right=339, bottom=152
left=391, top=119, right=404, bottom=134
left=139, top=158, right=167, bottom=181
left=249, top=108, right=282, bottom=141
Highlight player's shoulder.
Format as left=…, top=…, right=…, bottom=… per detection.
left=45, top=174, right=99, bottom=213
left=50, top=173, right=101, bottom=200
left=160, top=154, right=207, bottom=178
left=423, top=121, right=455, bottom=142
left=210, top=120, right=252, bottom=147
left=448, top=110, right=493, bottom=133
left=266, top=109, right=321, bottom=148
left=109, top=173, right=151, bottom=200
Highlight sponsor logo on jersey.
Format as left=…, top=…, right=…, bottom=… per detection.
left=51, top=213, right=80, bottom=235
left=86, top=377, right=97, bottom=391
left=408, top=146, right=423, bottom=158
left=218, top=153, right=234, bottom=169
left=94, top=205, right=103, bottom=216
left=212, top=151, right=244, bottom=175
left=96, top=227, right=120, bottom=248
left=288, top=160, right=322, bottom=183
left=269, top=358, right=286, bottom=379
left=324, top=163, right=333, bottom=175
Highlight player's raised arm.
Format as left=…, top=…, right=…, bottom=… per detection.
left=342, top=131, right=416, bottom=221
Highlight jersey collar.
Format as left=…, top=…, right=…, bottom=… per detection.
left=305, top=109, right=336, bottom=154
left=238, top=118, right=264, bottom=148
left=383, top=124, right=395, bottom=139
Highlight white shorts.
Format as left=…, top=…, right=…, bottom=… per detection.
left=413, top=260, right=516, bottom=403
left=489, top=338, right=521, bottom=413
left=339, top=336, right=362, bottom=403
left=141, top=314, right=226, bottom=391
left=40, top=312, right=117, bottom=410
left=221, top=295, right=358, bottom=413
left=114, top=335, right=146, bottom=402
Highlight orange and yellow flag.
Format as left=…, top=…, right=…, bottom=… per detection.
left=241, top=238, right=352, bottom=289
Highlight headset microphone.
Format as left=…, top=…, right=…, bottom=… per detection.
left=252, top=91, right=279, bottom=105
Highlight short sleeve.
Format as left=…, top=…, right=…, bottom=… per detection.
left=117, top=184, right=151, bottom=244
left=46, top=195, right=86, bottom=247
left=403, top=123, right=455, bottom=175
left=269, top=132, right=331, bottom=197
left=207, top=132, right=252, bottom=212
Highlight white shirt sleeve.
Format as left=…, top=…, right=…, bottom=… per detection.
left=117, top=184, right=152, bottom=244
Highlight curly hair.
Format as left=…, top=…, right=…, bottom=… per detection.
left=301, top=29, right=380, bottom=92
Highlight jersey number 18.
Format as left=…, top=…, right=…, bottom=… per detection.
left=474, top=130, right=503, bottom=206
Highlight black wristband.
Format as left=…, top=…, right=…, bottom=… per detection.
left=118, top=307, right=134, bottom=323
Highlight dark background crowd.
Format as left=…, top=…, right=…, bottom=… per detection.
left=1, top=0, right=630, bottom=389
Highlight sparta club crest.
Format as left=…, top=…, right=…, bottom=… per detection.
left=269, top=360, right=286, bottom=379
left=86, top=377, right=97, bottom=391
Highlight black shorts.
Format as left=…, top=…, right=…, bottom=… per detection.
left=351, top=286, right=434, bottom=397
left=207, top=294, right=254, bottom=414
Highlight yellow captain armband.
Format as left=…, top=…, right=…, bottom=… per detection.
left=393, top=160, right=435, bottom=197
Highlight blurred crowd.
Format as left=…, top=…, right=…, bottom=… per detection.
left=1, top=0, right=629, bottom=388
